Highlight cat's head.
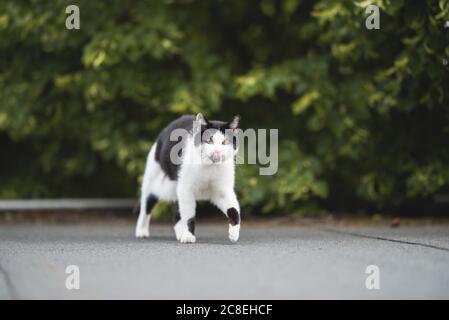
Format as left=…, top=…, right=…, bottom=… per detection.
left=194, top=113, right=240, bottom=164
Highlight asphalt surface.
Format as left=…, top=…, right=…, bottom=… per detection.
left=0, top=222, right=449, bottom=299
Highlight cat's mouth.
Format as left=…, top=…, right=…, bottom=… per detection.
left=209, top=154, right=225, bottom=163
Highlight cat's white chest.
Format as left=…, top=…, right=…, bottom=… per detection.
left=192, top=182, right=214, bottom=200
left=179, top=163, right=234, bottom=201
left=190, top=168, right=219, bottom=199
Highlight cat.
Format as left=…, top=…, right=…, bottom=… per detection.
left=135, top=113, right=241, bottom=243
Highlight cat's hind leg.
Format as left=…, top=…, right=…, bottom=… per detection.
left=135, top=145, right=159, bottom=238
left=135, top=192, right=158, bottom=238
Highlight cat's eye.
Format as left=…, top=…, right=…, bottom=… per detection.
left=207, top=137, right=213, bottom=144
left=222, top=139, right=230, bottom=145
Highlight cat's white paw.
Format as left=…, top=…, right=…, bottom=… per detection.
left=174, top=222, right=183, bottom=241
left=179, top=231, right=196, bottom=244
left=135, top=227, right=150, bottom=238
left=228, top=224, right=240, bottom=243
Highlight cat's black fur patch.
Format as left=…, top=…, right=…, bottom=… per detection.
left=174, top=203, right=195, bottom=234
left=174, top=203, right=181, bottom=224
left=187, top=218, right=195, bottom=234
left=154, top=114, right=238, bottom=180
left=227, top=207, right=240, bottom=226
left=145, top=194, right=158, bottom=215
left=155, top=115, right=193, bottom=180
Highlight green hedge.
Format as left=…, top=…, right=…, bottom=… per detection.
left=1, top=0, right=448, bottom=215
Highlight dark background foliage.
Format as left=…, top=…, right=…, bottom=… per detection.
left=1, top=0, right=448, bottom=217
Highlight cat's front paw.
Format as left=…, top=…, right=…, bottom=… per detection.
left=135, top=227, right=150, bottom=238
left=228, top=224, right=240, bottom=243
left=174, top=222, right=183, bottom=241
left=179, top=231, right=196, bottom=244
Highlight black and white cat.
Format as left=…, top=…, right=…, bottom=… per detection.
left=135, top=113, right=241, bottom=243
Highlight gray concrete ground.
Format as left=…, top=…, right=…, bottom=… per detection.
left=0, top=221, right=448, bottom=299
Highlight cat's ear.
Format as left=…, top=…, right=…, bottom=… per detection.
left=195, top=113, right=208, bottom=126
left=193, top=113, right=208, bottom=135
left=228, top=115, right=240, bottom=130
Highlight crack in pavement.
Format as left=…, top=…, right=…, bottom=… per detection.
left=0, top=262, right=18, bottom=299
left=322, top=228, right=449, bottom=253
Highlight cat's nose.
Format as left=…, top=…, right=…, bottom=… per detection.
left=211, top=150, right=221, bottom=162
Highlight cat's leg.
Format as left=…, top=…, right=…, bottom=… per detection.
left=136, top=145, right=156, bottom=238
left=173, top=203, right=181, bottom=240
left=211, top=190, right=241, bottom=242
left=174, top=189, right=196, bottom=243
left=135, top=192, right=158, bottom=238
left=135, top=186, right=151, bottom=238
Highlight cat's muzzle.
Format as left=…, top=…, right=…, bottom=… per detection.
left=210, top=150, right=223, bottom=163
